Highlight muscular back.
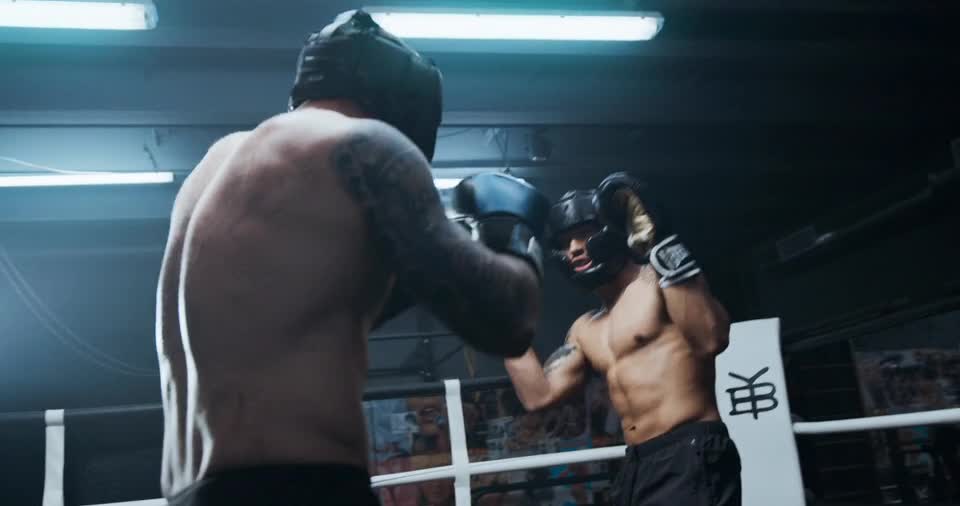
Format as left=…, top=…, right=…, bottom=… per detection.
left=156, top=109, right=393, bottom=496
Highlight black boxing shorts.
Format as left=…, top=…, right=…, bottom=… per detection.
left=167, top=463, right=380, bottom=506
left=611, top=421, right=741, bottom=506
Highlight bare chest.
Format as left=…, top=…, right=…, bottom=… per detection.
left=578, top=272, right=666, bottom=372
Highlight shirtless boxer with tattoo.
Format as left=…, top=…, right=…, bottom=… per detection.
left=504, top=173, right=741, bottom=505
left=156, top=10, right=549, bottom=505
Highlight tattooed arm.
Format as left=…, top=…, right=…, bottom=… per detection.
left=327, top=119, right=540, bottom=357
left=504, top=316, right=589, bottom=411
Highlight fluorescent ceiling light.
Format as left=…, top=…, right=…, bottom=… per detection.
left=0, top=172, right=174, bottom=188
left=433, top=178, right=462, bottom=190
left=0, top=0, right=158, bottom=30
left=3, top=172, right=450, bottom=190
left=368, top=11, right=663, bottom=41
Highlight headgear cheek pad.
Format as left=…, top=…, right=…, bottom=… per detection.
left=547, top=190, right=629, bottom=290
left=290, top=9, right=443, bottom=161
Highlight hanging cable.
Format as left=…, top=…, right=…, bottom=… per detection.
left=0, top=246, right=157, bottom=377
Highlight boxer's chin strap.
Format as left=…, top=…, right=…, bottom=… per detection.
left=443, top=380, right=471, bottom=506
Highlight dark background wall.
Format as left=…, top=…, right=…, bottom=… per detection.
left=0, top=0, right=958, bottom=424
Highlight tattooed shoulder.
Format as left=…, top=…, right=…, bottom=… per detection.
left=320, top=119, right=538, bottom=357
left=326, top=120, right=446, bottom=255
left=328, top=121, right=439, bottom=216
left=544, top=343, right=578, bottom=373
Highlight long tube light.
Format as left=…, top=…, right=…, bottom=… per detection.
left=0, top=173, right=455, bottom=190
left=0, top=172, right=174, bottom=188
left=368, top=10, right=663, bottom=41
left=433, top=178, right=462, bottom=190
left=0, top=0, right=158, bottom=30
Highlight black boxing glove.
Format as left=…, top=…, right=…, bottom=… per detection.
left=594, top=172, right=659, bottom=256
left=585, top=225, right=630, bottom=263
left=595, top=172, right=700, bottom=288
left=452, top=173, right=550, bottom=278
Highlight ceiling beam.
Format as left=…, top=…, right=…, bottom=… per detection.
left=0, top=106, right=949, bottom=128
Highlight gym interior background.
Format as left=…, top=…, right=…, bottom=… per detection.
left=0, top=0, right=958, bottom=504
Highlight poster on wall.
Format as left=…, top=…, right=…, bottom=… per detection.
left=364, top=377, right=624, bottom=506
left=851, top=309, right=960, bottom=504
left=854, top=348, right=960, bottom=416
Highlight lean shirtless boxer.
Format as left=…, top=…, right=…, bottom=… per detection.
left=504, top=173, right=741, bottom=505
left=156, top=10, right=549, bottom=505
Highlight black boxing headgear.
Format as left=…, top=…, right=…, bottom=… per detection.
left=290, top=10, right=443, bottom=161
left=547, top=190, right=629, bottom=290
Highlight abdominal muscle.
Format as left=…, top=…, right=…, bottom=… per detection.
left=602, top=327, right=720, bottom=445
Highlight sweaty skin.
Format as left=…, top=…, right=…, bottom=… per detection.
left=504, top=225, right=729, bottom=445
left=156, top=104, right=539, bottom=497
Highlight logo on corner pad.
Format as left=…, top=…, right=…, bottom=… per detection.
left=726, top=367, right=779, bottom=420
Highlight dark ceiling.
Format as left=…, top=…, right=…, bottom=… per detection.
left=1, top=0, right=957, bottom=292
left=0, top=0, right=957, bottom=410
left=1, top=0, right=956, bottom=287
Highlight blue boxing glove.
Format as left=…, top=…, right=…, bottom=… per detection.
left=595, top=172, right=700, bottom=288
left=452, top=173, right=550, bottom=278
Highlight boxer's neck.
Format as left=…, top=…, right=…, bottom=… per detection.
left=595, top=262, right=642, bottom=308
left=299, top=99, right=368, bottom=119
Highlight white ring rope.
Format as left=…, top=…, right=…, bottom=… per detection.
left=792, top=407, right=960, bottom=435
left=369, top=445, right=628, bottom=489
left=36, top=379, right=960, bottom=506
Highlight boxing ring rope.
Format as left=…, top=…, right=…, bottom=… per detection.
left=37, top=382, right=960, bottom=506
left=20, top=319, right=960, bottom=506
left=792, top=408, right=960, bottom=435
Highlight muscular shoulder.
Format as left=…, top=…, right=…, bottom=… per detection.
left=189, top=131, right=249, bottom=180
left=180, top=131, right=248, bottom=186
left=303, top=116, right=437, bottom=207
left=334, top=121, right=428, bottom=180
left=567, top=313, right=595, bottom=345
left=341, top=117, right=421, bottom=154
left=192, top=131, right=250, bottom=172
left=289, top=110, right=423, bottom=165
left=213, top=130, right=251, bottom=151
left=173, top=131, right=250, bottom=216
